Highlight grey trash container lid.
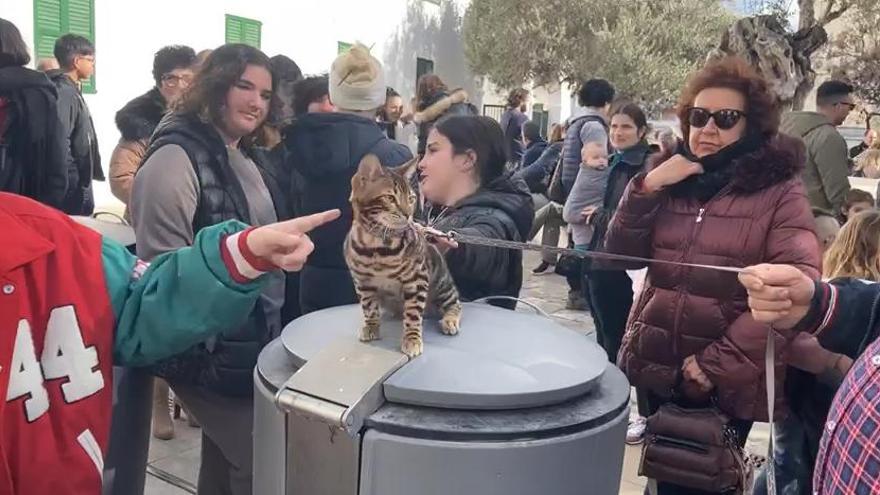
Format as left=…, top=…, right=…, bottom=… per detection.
left=281, top=303, right=607, bottom=411
left=71, top=215, right=135, bottom=247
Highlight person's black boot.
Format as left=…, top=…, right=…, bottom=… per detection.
left=532, top=261, right=552, bottom=274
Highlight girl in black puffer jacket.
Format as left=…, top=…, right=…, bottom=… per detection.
left=419, top=115, right=533, bottom=309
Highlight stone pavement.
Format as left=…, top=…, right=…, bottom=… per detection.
left=144, top=250, right=769, bottom=494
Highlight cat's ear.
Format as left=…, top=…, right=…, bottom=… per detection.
left=357, top=154, right=385, bottom=180
left=394, top=157, right=420, bottom=182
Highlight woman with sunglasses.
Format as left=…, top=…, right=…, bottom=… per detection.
left=605, top=57, right=820, bottom=495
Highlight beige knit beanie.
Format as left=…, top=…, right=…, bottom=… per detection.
left=329, top=43, right=386, bottom=111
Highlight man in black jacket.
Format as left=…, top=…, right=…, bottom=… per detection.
left=47, top=34, right=104, bottom=215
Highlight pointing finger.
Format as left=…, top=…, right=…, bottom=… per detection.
left=280, top=209, right=342, bottom=234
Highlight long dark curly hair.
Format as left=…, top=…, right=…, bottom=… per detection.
left=173, top=43, right=279, bottom=148
left=677, top=56, right=781, bottom=142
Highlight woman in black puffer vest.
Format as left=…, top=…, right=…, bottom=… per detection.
left=131, top=44, right=286, bottom=495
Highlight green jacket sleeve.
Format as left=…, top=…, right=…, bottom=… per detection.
left=102, top=220, right=267, bottom=366
left=811, top=128, right=851, bottom=212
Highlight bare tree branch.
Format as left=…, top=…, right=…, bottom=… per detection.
left=798, top=0, right=816, bottom=29
left=818, top=0, right=853, bottom=26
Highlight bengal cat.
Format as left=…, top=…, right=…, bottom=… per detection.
left=345, top=154, right=462, bottom=357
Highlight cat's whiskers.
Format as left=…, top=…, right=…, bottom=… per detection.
left=426, top=204, right=451, bottom=229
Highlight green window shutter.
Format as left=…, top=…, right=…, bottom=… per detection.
left=337, top=41, right=352, bottom=54
left=33, top=0, right=96, bottom=94
left=242, top=20, right=261, bottom=48
left=33, top=0, right=63, bottom=61
left=226, top=15, right=261, bottom=48
left=225, top=15, right=243, bottom=44
left=66, top=0, right=95, bottom=93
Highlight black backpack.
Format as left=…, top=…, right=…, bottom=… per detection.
left=545, top=150, right=567, bottom=203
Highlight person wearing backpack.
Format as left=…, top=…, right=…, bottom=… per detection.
left=560, top=79, right=615, bottom=196
left=0, top=18, right=67, bottom=208
left=552, top=79, right=615, bottom=310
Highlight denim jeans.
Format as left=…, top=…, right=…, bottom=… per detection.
left=753, top=414, right=809, bottom=495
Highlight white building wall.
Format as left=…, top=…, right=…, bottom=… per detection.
left=479, top=80, right=572, bottom=130
left=0, top=0, right=476, bottom=210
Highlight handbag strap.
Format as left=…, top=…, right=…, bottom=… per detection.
left=765, top=331, right=777, bottom=495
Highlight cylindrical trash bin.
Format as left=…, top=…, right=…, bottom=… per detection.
left=254, top=303, right=630, bottom=495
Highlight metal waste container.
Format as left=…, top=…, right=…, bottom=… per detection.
left=254, top=303, right=630, bottom=495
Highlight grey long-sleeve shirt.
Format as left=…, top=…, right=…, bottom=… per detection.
left=131, top=143, right=284, bottom=335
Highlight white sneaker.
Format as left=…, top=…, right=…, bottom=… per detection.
left=626, top=417, right=647, bottom=445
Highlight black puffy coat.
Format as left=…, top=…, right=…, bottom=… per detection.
left=0, top=66, right=67, bottom=208
left=282, top=112, right=413, bottom=314
left=428, top=172, right=534, bottom=309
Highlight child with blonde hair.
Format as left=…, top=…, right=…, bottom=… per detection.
left=854, top=140, right=880, bottom=179
left=824, top=209, right=880, bottom=280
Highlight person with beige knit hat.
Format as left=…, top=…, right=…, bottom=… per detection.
left=281, top=43, right=413, bottom=314
left=328, top=43, right=386, bottom=112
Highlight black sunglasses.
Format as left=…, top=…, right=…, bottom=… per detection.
left=687, top=107, right=747, bottom=131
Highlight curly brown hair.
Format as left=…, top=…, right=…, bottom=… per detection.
left=173, top=43, right=279, bottom=148
left=416, top=74, right=448, bottom=108
left=677, top=56, right=780, bottom=142
left=506, top=88, right=529, bottom=109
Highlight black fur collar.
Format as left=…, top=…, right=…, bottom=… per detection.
left=649, top=133, right=805, bottom=201
left=115, top=87, right=167, bottom=141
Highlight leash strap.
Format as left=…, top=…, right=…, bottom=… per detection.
left=443, top=230, right=749, bottom=275
left=765, top=330, right=777, bottom=495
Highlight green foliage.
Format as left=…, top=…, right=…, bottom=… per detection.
left=825, top=6, right=880, bottom=104
left=463, top=0, right=734, bottom=105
